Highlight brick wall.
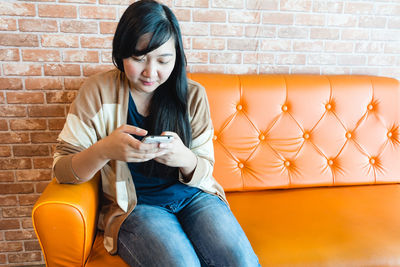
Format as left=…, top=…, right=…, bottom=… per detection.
left=0, top=0, right=399, bottom=265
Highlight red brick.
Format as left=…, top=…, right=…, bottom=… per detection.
left=38, top=4, right=77, bottom=18
left=16, top=169, right=52, bottom=182
left=245, top=26, right=275, bottom=38
left=0, top=118, right=9, bottom=129
left=211, top=0, right=242, bottom=8
left=3, top=63, right=42, bottom=76
left=0, top=196, right=18, bottom=206
left=281, top=0, right=312, bottom=11
left=262, top=13, right=294, bottom=25
left=21, top=218, right=34, bottom=229
left=24, top=240, right=41, bottom=251
left=3, top=207, right=33, bottom=218
left=100, top=21, right=118, bottom=34
left=0, top=219, right=20, bottom=230
left=79, top=6, right=116, bottom=19
left=0, top=33, right=38, bottom=47
left=99, top=0, right=131, bottom=3
left=22, top=49, right=60, bottom=62
left=0, top=48, right=19, bottom=61
left=211, top=25, right=244, bottom=37
left=8, top=251, right=42, bottom=263
left=247, top=0, right=278, bottom=10
left=278, top=27, right=309, bottom=39
left=31, top=132, right=59, bottom=144
left=193, top=38, right=225, bottom=50
left=13, top=145, right=49, bottom=157
left=193, top=10, right=226, bottom=22
left=0, top=254, right=5, bottom=264
left=33, top=157, right=53, bottom=169
left=19, top=194, right=41, bottom=206
left=229, top=11, right=261, bottom=24
left=0, top=242, right=23, bottom=252
left=0, top=146, right=11, bottom=157
left=44, top=64, right=81, bottom=76
left=35, top=181, right=51, bottom=193
left=81, top=36, right=113, bottom=48
left=277, top=54, right=306, bottom=65
left=83, top=65, right=114, bottom=77
left=101, top=51, right=112, bottom=63
left=49, top=119, right=66, bottom=130
left=180, top=23, right=208, bottom=36
left=46, top=91, right=77, bottom=104
left=63, top=50, right=99, bottom=62
left=0, top=183, right=34, bottom=194
left=186, top=52, right=208, bottom=64
left=41, top=34, right=79, bottom=48
left=210, top=52, right=241, bottom=64
left=0, top=106, right=26, bottom=117
left=0, top=172, right=14, bottom=182
left=19, top=19, right=58, bottom=32
left=10, top=119, right=47, bottom=131
left=7, top=92, right=44, bottom=104
left=61, top=0, right=96, bottom=3
left=0, top=78, right=23, bottom=90
left=228, top=39, right=258, bottom=51
left=64, top=77, right=86, bottom=90
left=0, top=132, right=30, bottom=144
left=61, top=20, right=98, bottom=33
left=28, top=105, right=65, bottom=117
left=311, top=28, right=340, bottom=40
left=0, top=18, right=17, bottom=31
left=0, top=3, right=36, bottom=16
left=25, top=77, right=63, bottom=90
left=0, top=93, right=4, bottom=104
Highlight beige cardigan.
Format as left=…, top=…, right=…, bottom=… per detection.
left=53, top=69, right=226, bottom=254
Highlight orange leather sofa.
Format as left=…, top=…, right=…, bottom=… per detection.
left=33, top=74, right=400, bottom=266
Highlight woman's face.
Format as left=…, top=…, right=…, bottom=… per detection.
left=123, top=37, right=176, bottom=95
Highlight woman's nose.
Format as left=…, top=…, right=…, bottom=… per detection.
left=142, top=62, right=156, bottom=78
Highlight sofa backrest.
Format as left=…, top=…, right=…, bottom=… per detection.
left=188, top=73, right=400, bottom=192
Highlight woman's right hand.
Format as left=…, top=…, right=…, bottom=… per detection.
left=98, top=125, right=167, bottom=162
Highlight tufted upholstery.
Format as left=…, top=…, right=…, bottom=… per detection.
left=33, top=74, right=400, bottom=266
left=188, top=73, right=400, bottom=191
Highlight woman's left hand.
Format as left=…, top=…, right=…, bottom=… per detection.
left=154, top=131, right=198, bottom=178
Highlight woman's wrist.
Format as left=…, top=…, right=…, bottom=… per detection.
left=179, top=148, right=198, bottom=178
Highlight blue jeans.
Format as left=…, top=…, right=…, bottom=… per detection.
left=117, top=191, right=260, bottom=267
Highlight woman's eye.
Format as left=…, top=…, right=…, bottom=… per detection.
left=132, top=56, right=145, bottom=62
left=159, top=60, right=170, bottom=65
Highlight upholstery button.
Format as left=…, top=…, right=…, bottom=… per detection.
left=282, top=105, right=288, bottom=112
left=213, top=135, right=217, bottom=141
left=367, top=104, right=374, bottom=111
left=369, top=158, right=376, bottom=165
left=236, top=104, right=243, bottom=111
left=387, top=132, right=393, bottom=138
left=238, top=162, right=244, bottom=169
left=259, top=134, right=265, bottom=141
left=346, top=132, right=352, bottom=139
left=284, top=160, right=290, bottom=167
left=325, top=103, right=332, bottom=110
left=327, top=159, right=334, bottom=166
left=303, top=132, right=310, bottom=140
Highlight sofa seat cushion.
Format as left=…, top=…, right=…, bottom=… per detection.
left=227, top=184, right=400, bottom=267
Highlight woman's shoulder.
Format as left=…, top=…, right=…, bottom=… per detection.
left=81, top=68, right=121, bottom=92
left=187, top=78, right=208, bottom=104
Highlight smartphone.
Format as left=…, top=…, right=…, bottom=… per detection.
left=142, top=135, right=174, bottom=144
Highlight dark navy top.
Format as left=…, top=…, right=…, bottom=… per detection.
left=126, top=92, right=200, bottom=206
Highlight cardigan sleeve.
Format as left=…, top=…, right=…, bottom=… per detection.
left=178, top=80, right=215, bottom=187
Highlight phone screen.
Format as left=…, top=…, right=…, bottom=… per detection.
left=142, top=135, right=173, bottom=144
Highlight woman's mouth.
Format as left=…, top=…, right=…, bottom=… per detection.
left=141, top=80, right=155, bottom=86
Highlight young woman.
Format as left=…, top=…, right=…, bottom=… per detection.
left=53, top=0, right=259, bottom=266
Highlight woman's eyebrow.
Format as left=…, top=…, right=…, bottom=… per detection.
left=157, top=53, right=174, bottom=57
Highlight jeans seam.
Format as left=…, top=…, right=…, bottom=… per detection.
left=119, top=233, right=143, bottom=267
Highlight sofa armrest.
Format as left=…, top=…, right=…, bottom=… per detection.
left=32, top=174, right=100, bottom=267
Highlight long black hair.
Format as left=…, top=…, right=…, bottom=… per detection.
left=112, top=0, right=191, bottom=176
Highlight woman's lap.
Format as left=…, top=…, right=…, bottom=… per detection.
left=117, top=192, right=259, bottom=267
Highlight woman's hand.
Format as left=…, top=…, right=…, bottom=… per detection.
left=153, top=131, right=198, bottom=178
left=98, top=125, right=168, bottom=163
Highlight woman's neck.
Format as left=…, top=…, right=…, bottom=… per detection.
left=130, top=89, right=153, bottom=117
